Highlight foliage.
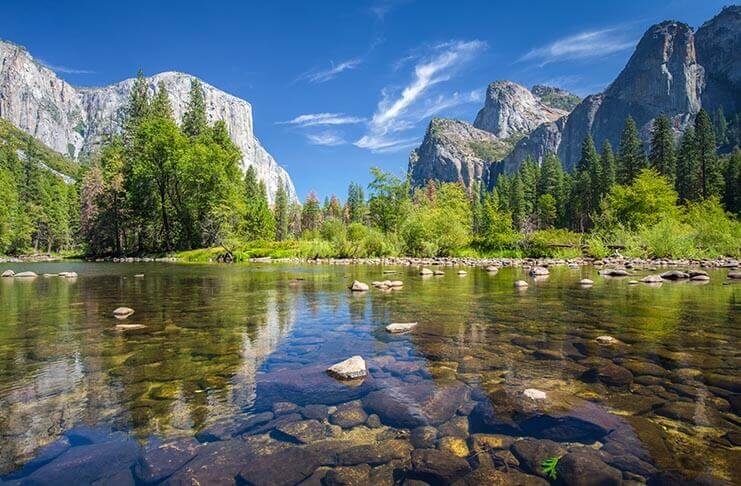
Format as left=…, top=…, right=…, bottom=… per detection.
left=617, top=116, right=647, bottom=184
left=541, top=456, right=560, bottom=480
left=368, top=167, right=410, bottom=233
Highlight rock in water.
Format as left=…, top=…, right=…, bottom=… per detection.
left=58, top=271, right=78, bottom=278
left=457, top=270, right=467, bottom=275
left=386, top=322, right=418, bottom=334
left=112, top=307, right=135, bottom=318
left=0, top=40, right=296, bottom=203
left=420, top=268, right=434, bottom=276
left=595, top=335, right=617, bottom=345
left=523, top=388, right=547, bottom=400
left=514, top=280, right=529, bottom=288
left=529, top=266, right=549, bottom=276
left=579, top=279, right=594, bottom=286
left=485, top=266, right=499, bottom=273
left=115, top=324, right=147, bottom=331
left=1, top=269, right=15, bottom=277
left=14, top=271, right=38, bottom=278
left=660, top=270, right=690, bottom=280
left=640, top=274, right=663, bottom=283
left=349, top=280, right=369, bottom=292
left=327, top=356, right=367, bottom=380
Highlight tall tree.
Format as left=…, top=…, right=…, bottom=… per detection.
left=124, top=69, right=150, bottom=144
left=243, top=165, right=274, bottom=240
left=301, top=192, right=322, bottom=233
left=617, top=116, right=647, bottom=184
left=714, top=107, right=728, bottom=146
left=346, top=182, right=367, bottom=224
left=723, top=149, right=740, bottom=215
left=649, top=114, right=676, bottom=181
left=150, top=81, right=173, bottom=120
left=694, top=108, right=723, bottom=199
left=675, top=126, right=698, bottom=202
left=367, top=167, right=410, bottom=233
left=509, top=173, right=527, bottom=230
left=182, top=79, right=208, bottom=138
left=600, top=140, right=616, bottom=198
left=577, top=135, right=601, bottom=215
left=273, top=183, right=290, bottom=241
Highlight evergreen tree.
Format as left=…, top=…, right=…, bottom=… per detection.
left=675, top=126, right=698, bottom=202
left=577, top=135, right=601, bottom=215
left=714, top=107, right=728, bottom=146
left=150, top=81, right=173, bottom=120
left=325, top=195, right=343, bottom=220
left=600, top=140, right=616, bottom=198
left=509, top=174, right=527, bottom=230
left=182, top=79, right=208, bottom=138
left=519, top=159, right=540, bottom=218
left=617, top=116, right=647, bottom=184
left=346, top=182, right=367, bottom=224
left=301, top=192, right=322, bottom=233
left=243, top=165, right=274, bottom=239
left=649, top=114, right=676, bottom=181
left=124, top=69, right=150, bottom=144
left=722, top=149, right=740, bottom=215
left=694, top=108, right=723, bottom=199
left=536, top=194, right=557, bottom=229
left=273, top=183, right=289, bottom=241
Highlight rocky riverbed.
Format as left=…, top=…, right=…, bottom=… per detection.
left=0, top=262, right=738, bottom=485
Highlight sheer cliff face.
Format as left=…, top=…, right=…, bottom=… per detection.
left=408, top=118, right=500, bottom=191
left=0, top=41, right=296, bottom=203
left=696, top=5, right=741, bottom=115
left=473, top=80, right=568, bottom=139
left=508, top=20, right=709, bottom=172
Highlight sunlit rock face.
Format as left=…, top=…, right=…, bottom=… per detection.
left=0, top=41, right=296, bottom=203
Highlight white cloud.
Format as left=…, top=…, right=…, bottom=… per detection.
left=299, top=58, right=363, bottom=84
left=520, top=27, right=636, bottom=66
left=37, top=59, right=94, bottom=74
left=368, top=0, right=410, bottom=20
left=306, top=131, right=346, bottom=146
left=354, top=40, right=486, bottom=152
left=278, top=113, right=365, bottom=127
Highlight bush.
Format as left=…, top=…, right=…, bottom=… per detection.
left=638, top=218, right=697, bottom=258
left=522, top=229, right=582, bottom=258
left=683, top=198, right=741, bottom=257
left=585, top=235, right=610, bottom=258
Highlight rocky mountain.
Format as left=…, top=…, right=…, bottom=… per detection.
left=0, top=40, right=296, bottom=203
left=409, top=81, right=575, bottom=191
left=473, top=80, right=568, bottom=138
left=531, top=85, right=581, bottom=112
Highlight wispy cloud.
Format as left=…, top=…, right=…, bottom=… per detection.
left=306, top=131, right=346, bottom=146
left=368, top=0, right=411, bottom=20
left=278, top=112, right=366, bottom=127
left=520, top=27, right=636, bottom=66
left=37, top=58, right=94, bottom=74
left=355, top=39, right=486, bottom=152
left=299, top=58, right=363, bottom=84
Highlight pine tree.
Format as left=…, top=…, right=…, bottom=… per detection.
left=243, top=166, right=274, bottom=239
left=519, top=159, right=540, bottom=217
left=675, top=126, right=698, bottom=202
left=600, top=140, right=616, bottom=197
left=722, top=149, right=740, bottom=215
left=346, top=182, right=367, bottom=224
left=301, top=192, right=322, bottom=233
left=150, top=81, right=173, bottom=120
left=325, top=195, right=343, bottom=220
left=182, top=79, right=208, bottom=138
left=509, top=174, right=527, bottom=231
left=273, top=183, right=289, bottom=241
left=714, top=107, right=728, bottom=146
left=617, top=116, right=647, bottom=184
left=694, top=109, right=723, bottom=199
left=649, top=114, right=676, bottom=181
left=124, top=69, right=150, bottom=144
left=577, top=135, right=601, bottom=214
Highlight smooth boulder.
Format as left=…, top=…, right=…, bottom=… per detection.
left=349, top=280, right=369, bottom=292
left=327, top=356, right=367, bottom=380
left=112, top=307, right=135, bottom=318
left=14, top=271, right=38, bottom=278
left=386, top=322, right=418, bottom=334
left=2, top=269, right=15, bottom=277
left=514, top=280, right=529, bottom=288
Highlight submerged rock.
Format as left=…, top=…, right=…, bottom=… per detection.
left=323, top=463, right=371, bottom=486
left=452, top=467, right=548, bottom=485
left=411, top=448, right=471, bottom=483
left=236, top=447, right=323, bottom=486
left=660, top=270, right=690, bottom=280
left=327, top=356, right=367, bottom=380
left=386, top=322, right=418, bottom=334
left=134, top=438, right=201, bottom=484
left=363, top=381, right=469, bottom=428
left=349, top=280, right=369, bottom=292
left=514, top=280, right=529, bottom=288
left=420, top=268, right=434, bottom=276
left=556, top=451, right=622, bottom=486
left=112, top=307, right=135, bottom=318
left=511, top=438, right=566, bottom=478
left=195, top=412, right=274, bottom=442
left=274, top=419, right=332, bottom=443
left=529, top=267, right=549, bottom=276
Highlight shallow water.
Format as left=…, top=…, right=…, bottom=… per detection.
left=0, top=262, right=738, bottom=484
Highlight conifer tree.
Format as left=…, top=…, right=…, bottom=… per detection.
left=182, top=79, right=208, bottom=138
left=273, top=183, right=289, bottom=241
left=243, top=166, right=274, bottom=239
left=509, top=174, right=527, bottom=230
left=694, top=108, right=723, bottom=199
left=124, top=69, right=150, bottom=144
left=675, top=126, right=698, bottom=202
left=600, top=140, right=616, bottom=197
left=577, top=135, right=601, bottom=213
left=714, top=107, right=728, bottom=146
left=722, top=149, right=740, bottom=215
left=301, top=192, right=322, bottom=233
left=150, top=81, right=173, bottom=120
left=617, top=116, right=647, bottom=184
left=649, top=114, right=676, bottom=181
left=346, top=182, right=367, bottom=224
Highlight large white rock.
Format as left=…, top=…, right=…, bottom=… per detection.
left=349, top=280, right=369, bottom=292
left=113, top=307, right=135, bottom=318
left=327, top=356, right=367, bottom=380
left=1, top=270, right=15, bottom=277
left=523, top=388, right=547, bottom=400
left=514, top=280, right=529, bottom=288
left=386, top=322, right=418, bottom=334
left=0, top=40, right=296, bottom=203
left=14, top=271, right=38, bottom=278
left=529, top=266, right=549, bottom=276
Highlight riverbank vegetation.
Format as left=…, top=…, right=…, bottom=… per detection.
left=0, top=71, right=739, bottom=260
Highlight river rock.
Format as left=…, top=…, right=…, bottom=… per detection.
left=327, top=356, right=367, bottom=380
left=411, top=426, right=439, bottom=448
left=555, top=451, right=622, bottom=486
left=2, top=269, right=15, bottom=277
left=23, top=439, right=140, bottom=485
left=457, top=270, right=467, bottom=275
left=338, top=440, right=413, bottom=466
left=301, top=404, right=330, bottom=421
left=514, top=280, right=529, bottom=288
left=195, top=412, right=274, bottom=442
left=660, top=270, right=689, bottom=280
left=4, top=437, right=71, bottom=479
left=272, top=402, right=300, bottom=415
left=14, top=271, right=38, bottom=278
left=640, top=274, right=663, bottom=283
left=363, top=381, right=469, bottom=428
left=579, top=279, right=593, bottom=286
left=529, top=267, right=549, bottom=276
left=582, top=363, right=634, bottom=387
left=485, top=266, right=499, bottom=273
left=114, top=324, right=147, bottom=331
left=690, top=274, right=710, bottom=281
left=323, top=464, right=371, bottom=486
left=411, top=449, right=471, bottom=483
left=511, top=438, right=566, bottom=478
left=600, top=269, right=629, bottom=276
left=237, top=447, right=324, bottom=486
left=420, top=268, right=433, bottom=276
left=454, top=467, right=548, bottom=485
left=58, top=271, right=78, bottom=278
left=112, top=307, right=135, bottom=318
left=134, top=438, right=201, bottom=484
left=433, top=270, right=445, bottom=275
left=523, top=388, right=547, bottom=400
left=349, top=280, right=369, bottom=292
left=330, top=403, right=368, bottom=429
left=595, top=335, right=617, bottom=345
left=389, top=280, right=404, bottom=287
left=275, top=419, right=332, bottom=444
left=386, top=322, right=418, bottom=334
left=728, top=270, right=741, bottom=279
left=438, top=436, right=469, bottom=458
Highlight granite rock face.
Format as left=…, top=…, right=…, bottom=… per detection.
left=0, top=40, right=296, bottom=203
left=695, top=5, right=741, bottom=115
left=408, top=118, right=501, bottom=192
left=473, top=80, right=567, bottom=139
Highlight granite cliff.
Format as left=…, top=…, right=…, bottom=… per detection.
left=0, top=40, right=296, bottom=203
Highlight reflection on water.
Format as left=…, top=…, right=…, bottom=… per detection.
left=0, top=262, right=738, bottom=483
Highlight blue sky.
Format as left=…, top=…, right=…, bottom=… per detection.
left=3, top=0, right=729, bottom=201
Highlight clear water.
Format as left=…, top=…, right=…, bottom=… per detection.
left=0, top=262, right=738, bottom=483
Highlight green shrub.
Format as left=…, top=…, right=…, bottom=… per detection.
left=683, top=198, right=741, bottom=257
left=585, top=235, right=610, bottom=258
left=638, top=218, right=697, bottom=258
